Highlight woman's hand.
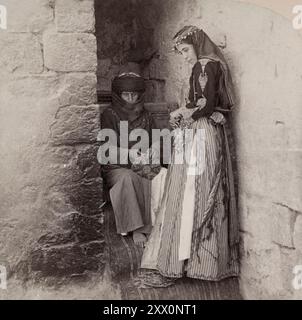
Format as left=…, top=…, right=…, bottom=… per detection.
left=129, top=149, right=144, bottom=165
left=210, top=111, right=226, bottom=125
left=181, top=116, right=194, bottom=128
left=169, top=105, right=198, bottom=128
left=169, top=114, right=183, bottom=128
left=196, top=97, right=207, bottom=109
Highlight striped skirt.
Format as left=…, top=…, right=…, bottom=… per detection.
left=141, top=116, right=240, bottom=280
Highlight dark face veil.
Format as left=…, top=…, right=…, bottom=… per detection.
left=173, top=26, right=236, bottom=111
left=111, top=72, right=146, bottom=120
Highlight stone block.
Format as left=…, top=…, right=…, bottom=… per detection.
left=43, top=145, right=101, bottom=191
left=2, top=72, right=97, bottom=107
left=50, top=105, right=100, bottom=145
left=43, top=161, right=85, bottom=188
left=19, top=185, right=39, bottom=204
left=80, top=241, right=104, bottom=257
left=67, top=178, right=103, bottom=217
left=30, top=245, right=102, bottom=276
left=238, top=150, right=302, bottom=210
left=97, top=58, right=112, bottom=77
left=46, top=146, right=77, bottom=165
left=97, top=77, right=113, bottom=92
left=240, top=245, right=284, bottom=299
left=37, top=231, right=76, bottom=247
left=239, top=195, right=273, bottom=246
left=278, top=247, right=301, bottom=296
left=0, top=34, right=43, bottom=74
left=145, top=58, right=168, bottom=80
left=1, top=0, right=53, bottom=33
left=55, top=0, right=95, bottom=33
left=266, top=151, right=302, bottom=211
left=272, top=204, right=295, bottom=248
left=45, top=177, right=103, bottom=218
left=293, top=215, right=302, bottom=253
left=144, top=80, right=165, bottom=102
left=29, top=209, right=105, bottom=277
left=58, top=73, right=97, bottom=106
left=1, top=74, right=57, bottom=102
left=72, top=213, right=104, bottom=243
left=76, top=145, right=101, bottom=180
left=43, top=33, right=97, bottom=72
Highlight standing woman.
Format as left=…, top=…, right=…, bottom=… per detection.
left=140, top=26, right=239, bottom=282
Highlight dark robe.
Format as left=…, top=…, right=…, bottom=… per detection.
left=100, top=106, right=154, bottom=234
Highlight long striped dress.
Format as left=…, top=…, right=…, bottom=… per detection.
left=141, top=115, right=240, bottom=280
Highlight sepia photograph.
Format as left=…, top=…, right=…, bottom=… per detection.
left=0, top=0, right=301, bottom=304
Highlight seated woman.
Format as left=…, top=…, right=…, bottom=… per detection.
left=99, top=72, right=163, bottom=246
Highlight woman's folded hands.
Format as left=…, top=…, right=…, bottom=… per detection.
left=130, top=146, right=162, bottom=180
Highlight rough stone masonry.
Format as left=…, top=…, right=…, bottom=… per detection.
left=0, top=0, right=105, bottom=282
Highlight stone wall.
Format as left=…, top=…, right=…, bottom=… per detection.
left=147, top=0, right=302, bottom=299
left=0, top=0, right=104, bottom=283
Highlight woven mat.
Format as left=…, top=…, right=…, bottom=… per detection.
left=104, top=204, right=242, bottom=300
